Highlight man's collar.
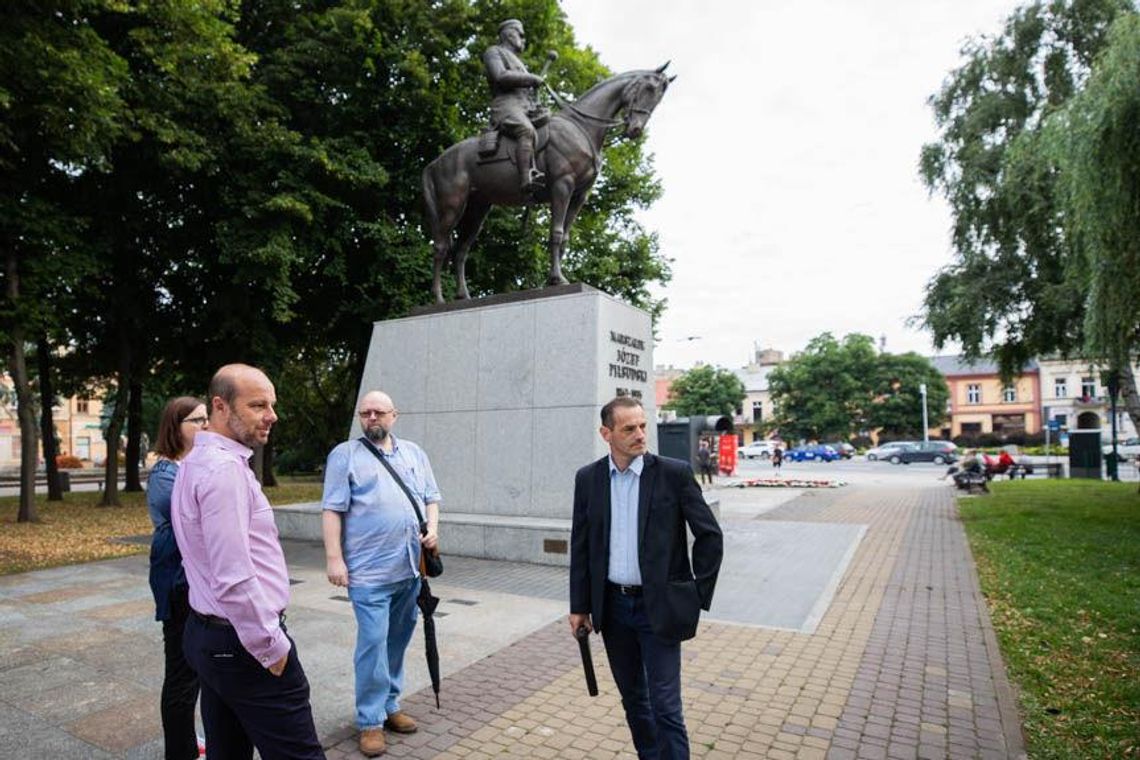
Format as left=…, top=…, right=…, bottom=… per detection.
left=360, top=433, right=399, bottom=454
left=608, top=454, right=644, bottom=476
left=195, top=430, right=252, bottom=460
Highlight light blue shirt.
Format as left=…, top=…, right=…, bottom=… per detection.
left=321, top=436, right=441, bottom=588
left=607, top=454, right=643, bottom=585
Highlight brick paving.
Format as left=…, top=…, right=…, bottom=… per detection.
left=0, top=482, right=1027, bottom=758
left=326, top=485, right=1026, bottom=759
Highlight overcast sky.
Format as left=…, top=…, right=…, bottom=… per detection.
left=557, top=0, right=1022, bottom=370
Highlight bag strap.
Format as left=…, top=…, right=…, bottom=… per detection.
left=358, top=436, right=427, bottom=536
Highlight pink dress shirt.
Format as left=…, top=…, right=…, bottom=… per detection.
left=171, top=431, right=291, bottom=668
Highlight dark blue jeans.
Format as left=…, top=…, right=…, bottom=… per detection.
left=183, top=614, right=324, bottom=760
left=602, top=590, right=689, bottom=760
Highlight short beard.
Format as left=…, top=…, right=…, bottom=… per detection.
left=365, top=424, right=388, bottom=443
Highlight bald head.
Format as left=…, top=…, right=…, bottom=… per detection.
left=208, top=364, right=277, bottom=448
left=358, top=390, right=398, bottom=445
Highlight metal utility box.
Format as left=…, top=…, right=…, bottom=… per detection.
left=1068, top=429, right=1102, bottom=479
left=657, top=415, right=734, bottom=468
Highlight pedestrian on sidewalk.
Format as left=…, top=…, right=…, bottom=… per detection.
left=696, top=439, right=714, bottom=486
left=147, top=396, right=207, bottom=760
left=172, top=364, right=324, bottom=759
left=321, top=390, right=441, bottom=758
left=570, top=396, right=723, bottom=760
left=772, top=445, right=783, bottom=471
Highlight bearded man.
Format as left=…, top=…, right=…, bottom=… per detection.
left=320, top=390, right=441, bottom=757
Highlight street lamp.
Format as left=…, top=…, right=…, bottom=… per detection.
left=919, top=383, right=929, bottom=443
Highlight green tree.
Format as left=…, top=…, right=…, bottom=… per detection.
left=665, top=365, right=745, bottom=418
left=1047, top=13, right=1140, bottom=413
left=867, top=353, right=951, bottom=439
left=918, top=0, right=1140, bottom=428
left=0, top=0, right=129, bottom=520
left=767, top=333, right=949, bottom=441
left=767, top=333, right=879, bottom=441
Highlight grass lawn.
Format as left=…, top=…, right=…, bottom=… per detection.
left=0, top=477, right=324, bottom=576
left=959, top=480, right=1140, bottom=759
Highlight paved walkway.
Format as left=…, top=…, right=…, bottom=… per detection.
left=0, top=483, right=1026, bottom=759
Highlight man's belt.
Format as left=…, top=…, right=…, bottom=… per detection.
left=192, top=609, right=286, bottom=627
left=607, top=582, right=643, bottom=596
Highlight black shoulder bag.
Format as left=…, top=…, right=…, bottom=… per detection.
left=358, top=437, right=443, bottom=577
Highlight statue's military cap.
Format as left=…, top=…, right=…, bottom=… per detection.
left=499, top=19, right=524, bottom=34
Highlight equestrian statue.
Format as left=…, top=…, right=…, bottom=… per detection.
left=423, top=18, right=674, bottom=303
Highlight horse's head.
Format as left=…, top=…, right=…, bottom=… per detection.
left=622, top=62, right=674, bottom=139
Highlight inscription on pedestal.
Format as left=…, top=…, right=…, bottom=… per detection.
left=608, top=330, right=649, bottom=399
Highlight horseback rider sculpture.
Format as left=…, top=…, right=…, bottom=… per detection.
left=483, top=19, right=551, bottom=198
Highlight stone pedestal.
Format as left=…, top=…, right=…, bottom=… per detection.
left=354, top=284, right=656, bottom=565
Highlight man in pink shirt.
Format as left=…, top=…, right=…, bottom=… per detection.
left=172, top=364, right=324, bottom=759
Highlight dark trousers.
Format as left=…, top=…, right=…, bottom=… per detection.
left=182, top=613, right=325, bottom=760
left=602, top=590, right=689, bottom=760
left=161, top=586, right=201, bottom=760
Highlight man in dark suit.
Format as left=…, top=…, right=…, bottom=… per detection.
left=569, top=396, right=723, bottom=760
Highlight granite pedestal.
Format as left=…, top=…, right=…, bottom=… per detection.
left=279, top=285, right=657, bottom=565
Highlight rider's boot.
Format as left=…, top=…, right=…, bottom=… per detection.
left=516, top=139, right=545, bottom=199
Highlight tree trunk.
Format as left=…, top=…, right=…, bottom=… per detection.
left=99, top=335, right=131, bottom=507
left=262, top=435, right=277, bottom=487
left=37, top=336, right=63, bottom=501
left=6, top=252, right=38, bottom=522
left=124, top=379, right=143, bottom=492
left=1118, top=363, right=1140, bottom=438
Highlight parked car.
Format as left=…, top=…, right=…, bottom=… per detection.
left=785, top=444, right=841, bottom=462
left=823, top=442, right=856, bottom=459
left=892, top=441, right=959, bottom=465
left=1102, top=437, right=1140, bottom=461
left=865, top=441, right=914, bottom=461
left=737, top=440, right=777, bottom=460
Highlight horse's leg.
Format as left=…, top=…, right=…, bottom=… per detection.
left=424, top=165, right=466, bottom=303
left=546, top=176, right=575, bottom=286
left=452, top=202, right=491, bottom=300
left=555, top=188, right=591, bottom=280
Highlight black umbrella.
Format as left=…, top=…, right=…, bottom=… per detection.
left=575, top=625, right=599, bottom=697
left=417, top=577, right=441, bottom=708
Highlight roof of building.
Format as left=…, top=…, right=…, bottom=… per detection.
left=928, top=355, right=1039, bottom=377
left=733, top=364, right=776, bottom=392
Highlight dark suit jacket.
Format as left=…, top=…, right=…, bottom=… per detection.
left=569, top=452, right=723, bottom=642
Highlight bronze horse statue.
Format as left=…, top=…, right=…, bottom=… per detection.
left=422, top=64, right=674, bottom=302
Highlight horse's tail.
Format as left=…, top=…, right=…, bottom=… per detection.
left=421, top=162, right=441, bottom=244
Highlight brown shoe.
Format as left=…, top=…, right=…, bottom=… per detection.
left=383, top=711, right=418, bottom=734
left=359, top=727, right=386, bottom=756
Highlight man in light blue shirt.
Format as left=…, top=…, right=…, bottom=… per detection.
left=321, top=390, right=440, bottom=757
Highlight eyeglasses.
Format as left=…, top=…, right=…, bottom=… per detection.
left=183, top=416, right=209, bottom=427
left=358, top=409, right=398, bottom=420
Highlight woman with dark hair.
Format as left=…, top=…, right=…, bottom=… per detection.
left=148, top=396, right=208, bottom=759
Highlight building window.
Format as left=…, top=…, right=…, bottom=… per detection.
left=76, top=436, right=91, bottom=460
left=1054, top=414, right=1067, bottom=429
left=993, top=414, right=1026, bottom=437
left=1003, top=385, right=1016, bottom=402
left=1054, top=377, right=1067, bottom=398
left=1081, top=377, right=1097, bottom=398
left=76, top=398, right=90, bottom=414
left=961, top=422, right=982, bottom=435
left=966, top=384, right=981, bottom=404
left=751, top=401, right=763, bottom=422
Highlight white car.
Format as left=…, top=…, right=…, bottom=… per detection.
left=865, top=441, right=915, bottom=462
left=1102, top=437, right=1140, bottom=460
left=737, top=440, right=777, bottom=459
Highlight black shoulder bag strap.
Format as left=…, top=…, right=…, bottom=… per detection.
left=358, top=436, right=427, bottom=536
